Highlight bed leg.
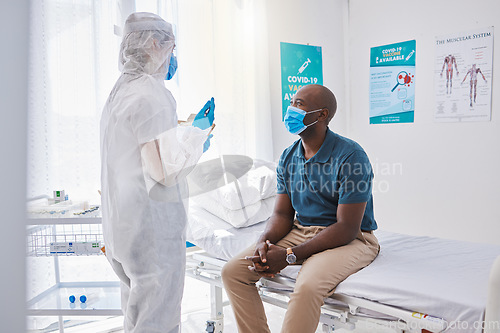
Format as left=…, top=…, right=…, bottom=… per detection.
left=485, top=255, right=500, bottom=333
left=207, top=284, right=224, bottom=333
left=322, top=323, right=334, bottom=332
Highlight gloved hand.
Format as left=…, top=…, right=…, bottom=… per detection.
left=192, top=97, right=215, bottom=130
left=203, top=134, right=213, bottom=153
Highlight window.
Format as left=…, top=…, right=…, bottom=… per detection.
left=28, top=0, right=119, bottom=203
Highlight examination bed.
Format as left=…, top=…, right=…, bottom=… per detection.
left=186, top=203, right=500, bottom=333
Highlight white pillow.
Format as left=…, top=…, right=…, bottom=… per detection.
left=191, top=163, right=277, bottom=211
left=246, top=166, right=277, bottom=200
left=196, top=195, right=276, bottom=228
left=209, top=176, right=262, bottom=210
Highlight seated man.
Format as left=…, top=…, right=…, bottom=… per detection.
left=221, top=84, right=379, bottom=333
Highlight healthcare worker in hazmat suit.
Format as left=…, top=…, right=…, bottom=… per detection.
left=100, top=12, right=215, bottom=333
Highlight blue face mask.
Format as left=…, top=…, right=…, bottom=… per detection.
left=284, top=106, right=323, bottom=135
left=165, top=54, right=177, bottom=80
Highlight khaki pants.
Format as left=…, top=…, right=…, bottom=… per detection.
left=221, top=221, right=380, bottom=333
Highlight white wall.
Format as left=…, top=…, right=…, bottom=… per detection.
left=348, top=0, right=500, bottom=244
left=266, top=0, right=349, bottom=161
left=0, top=0, right=28, bottom=331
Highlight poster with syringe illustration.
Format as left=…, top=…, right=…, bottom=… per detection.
left=280, top=42, right=323, bottom=120
left=434, top=27, right=493, bottom=122
left=369, top=40, right=416, bottom=124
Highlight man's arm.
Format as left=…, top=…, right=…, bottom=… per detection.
left=260, top=201, right=366, bottom=275
left=262, top=202, right=366, bottom=277
left=253, top=193, right=295, bottom=262
left=292, top=202, right=366, bottom=262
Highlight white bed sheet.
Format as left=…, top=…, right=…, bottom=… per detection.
left=186, top=207, right=500, bottom=333
left=348, top=231, right=500, bottom=332
left=281, top=231, right=500, bottom=332
left=186, top=203, right=268, bottom=260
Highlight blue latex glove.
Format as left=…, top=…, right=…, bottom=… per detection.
left=193, top=97, right=215, bottom=130
left=203, top=134, right=213, bottom=153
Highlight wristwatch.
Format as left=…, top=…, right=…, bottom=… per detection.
left=286, top=248, right=297, bottom=264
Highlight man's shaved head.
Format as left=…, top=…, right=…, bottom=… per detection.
left=297, top=85, right=337, bottom=124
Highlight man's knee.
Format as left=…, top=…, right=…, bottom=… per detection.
left=222, top=256, right=261, bottom=290
left=292, top=279, right=327, bottom=301
left=291, top=272, right=357, bottom=303
left=222, top=257, right=246, bottom=286
left=221, top=258, right=236, bottom=284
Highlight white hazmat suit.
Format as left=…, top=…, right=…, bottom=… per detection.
left=100, top=12, right=211, bottom=333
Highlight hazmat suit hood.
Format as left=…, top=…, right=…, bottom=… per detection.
left=119, top=12, right=175, bottom=78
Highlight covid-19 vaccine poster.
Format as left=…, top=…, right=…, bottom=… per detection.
left=280, top=42, right=323, bottom=120
left=369, top=40, right=416, bottom=124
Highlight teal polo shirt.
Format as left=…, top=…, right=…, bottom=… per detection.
left=276, top=129, right=377, bottom=230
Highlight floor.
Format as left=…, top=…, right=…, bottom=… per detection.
left=31, top=275, right=395, bottom=333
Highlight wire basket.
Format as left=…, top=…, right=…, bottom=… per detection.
left=27, top=224, right=104, bottom=257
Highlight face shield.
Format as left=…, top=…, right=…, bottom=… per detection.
left=119, top=12, right=175, bottom=77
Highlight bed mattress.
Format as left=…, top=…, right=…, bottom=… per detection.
left=186, top=205, right=500, bottom=332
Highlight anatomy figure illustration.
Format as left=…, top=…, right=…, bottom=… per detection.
left=440, top=54, right=459, bottom=94
left=461, top=64, right=487, bottom=107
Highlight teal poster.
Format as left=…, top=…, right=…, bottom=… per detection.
left=280, top=42, right=323, bottom=119
left=370, top=40, right=416, bottom=124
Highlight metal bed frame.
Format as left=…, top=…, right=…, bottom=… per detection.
left=186, top=250, right=500, bottom=333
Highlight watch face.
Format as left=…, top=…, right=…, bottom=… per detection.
left=286, top=253, right=297, bottom=264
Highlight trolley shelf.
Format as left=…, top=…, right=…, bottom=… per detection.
left=27, top=220, right=104, bottom=257
left=27, top=216, right=102, bottom=225
left=26, top=214, right=121, bottom=333
left=27, top=281, right=122, bottom=316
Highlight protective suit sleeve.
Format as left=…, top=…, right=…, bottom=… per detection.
left=141, top=125, right=211, bottom=190
left=141, top=140, right=165, bottom=183
left=131, top=89, right=178, bottom=144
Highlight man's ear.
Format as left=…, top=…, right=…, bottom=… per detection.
left=319, top=108, right=329, bottom=121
